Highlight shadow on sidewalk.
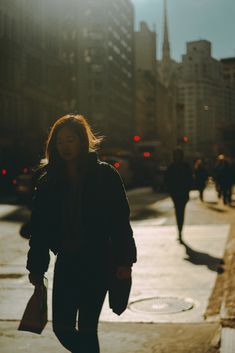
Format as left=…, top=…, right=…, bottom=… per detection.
left=0, top=207, right=30, bottom=223
left=204, top=203, right=228, bottom=213
left=130, top=208, right=162, bottom=221
left=204, top=199, right=235, bottom=212
left=181, top=241, right=224, bottom=273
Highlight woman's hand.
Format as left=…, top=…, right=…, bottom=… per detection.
left=28, top=273, right=44, bottom=286
left=116, top=266, right=132, bottom=280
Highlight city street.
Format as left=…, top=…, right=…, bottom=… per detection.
left=1, top=0, right=235, bottom=352
left=0, top=184, right=235, bottom=352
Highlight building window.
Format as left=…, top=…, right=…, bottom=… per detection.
left=91, top=64, right=103, bottom=73
left=71, top=30, right=76, bottom=40
left=69, top=53, right=75, bottom=64
left=0, top=11, right=3, bottom=37
left=26, top=56, right=42, bottom=85
left=83, top=28, right=89, bottom=38
left=90, top=32, right=103, bottom=40
left=113, top=45, right=120, bottom=54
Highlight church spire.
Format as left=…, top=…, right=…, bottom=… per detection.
left=162, top=0, right=170, bottom=62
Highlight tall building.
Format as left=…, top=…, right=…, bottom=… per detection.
left=221, top=57, right=235, bottom=125
left=60, top=0, right=135, bottom=148
left=0, top=0, right=65, bottom=165
left=157, top=0, right=178, bottom=88
left=134, top=22, right=157, bottom=140
left=179, top=40, right=225, bottom=157
left=155, top=0, right=180, bottom=161
left=0, top=0, right=135, bottom=167
left=160, top=0, right=171, bottom=86
left=218, top=57, right=235, bottom=156
left=135, top=21, right=156, bottom=75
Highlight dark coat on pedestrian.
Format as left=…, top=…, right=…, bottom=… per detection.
left=26, top=152, right=137, bottom=275
left=194, top=165, right=208, bottom=190
left=165, top=161, right=193, bottom=202
left=214, top=160, right=233, bottom=189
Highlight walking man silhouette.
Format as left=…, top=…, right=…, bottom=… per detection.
left=165, top=148, right=193, bottom=243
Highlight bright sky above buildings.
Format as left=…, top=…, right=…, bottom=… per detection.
left=132, top=0, right=235, bottom=62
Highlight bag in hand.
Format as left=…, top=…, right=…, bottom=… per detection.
left=108, top=275, right=132, bottom=316
left=18, top=277, right=48, bottom=334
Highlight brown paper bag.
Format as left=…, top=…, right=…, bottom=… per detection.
left=18, top=277, right=48, bottom=334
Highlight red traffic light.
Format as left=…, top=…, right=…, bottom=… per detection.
left=183, top=136, right=189, bottom=143
left=1, top=169, right=7, bottom=175
left=143, top=151, right=151, bottom=157
left=23, top=167, right=29, bottom=174
left=133, top=135, right=141, bottom=142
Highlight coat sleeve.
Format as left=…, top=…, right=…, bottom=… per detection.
left=26, top=183, right=50, bottom=274
left=103, top=164, right=137, bottom=266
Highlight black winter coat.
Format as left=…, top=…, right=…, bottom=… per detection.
left=165, top=161, right=193, bottom=201
left=26, top=153, right=137, bottom=274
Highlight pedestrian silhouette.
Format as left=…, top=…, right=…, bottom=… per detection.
left=214, top=154, right=233, bottom=205
left=26, top=114, right=137, bottom=353
left=193, top=158, right=208, bottom=202
left=165, top=147, right=193, bottom=243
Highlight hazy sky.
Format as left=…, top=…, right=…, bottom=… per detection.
left=132, top=0, right=235, bottom=62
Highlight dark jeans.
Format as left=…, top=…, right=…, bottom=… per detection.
left=172, top=196, right=188, bottom=235
left=220, top=186, right=232, bottom=205
left=52, top=254, right=108, bottom=353
left=197, top=184, right=205, bottom=201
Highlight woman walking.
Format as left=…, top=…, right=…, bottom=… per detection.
left=26, top=114, right=137, bottom=353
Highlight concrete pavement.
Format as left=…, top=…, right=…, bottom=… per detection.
left=0, top=184, right=234, bottom=352
left=0, top=321, right=221, bottom=353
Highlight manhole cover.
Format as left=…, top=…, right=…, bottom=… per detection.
left=129, top=296, right=195, bottom=314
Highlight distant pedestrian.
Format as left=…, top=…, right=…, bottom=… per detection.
left=214, top=154, right=233, bottom=205
left=165, top=147, right=193, bottom=243
left=231, top=158, right=235, bottom=197
left=26, top=114, right=137, bottom=353
left=193, top=159, right=208, bottom=201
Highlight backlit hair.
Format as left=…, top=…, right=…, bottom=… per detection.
left=45, top=114, right=103, bottom=173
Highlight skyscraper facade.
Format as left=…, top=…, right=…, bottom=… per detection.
left=221, top=57, right=235, bottom=125
left=156, top=0, right=180, bottom=161
left=0, top=0, right=135, bottom=168
left=61, top=0, right=135, bottom=148
left=0, top=0, right=65, bottom=164
left=157, top=0, right=179, bottom=88
left=178, top=40, right=225, bottom=157
left=134, top=22, right=157, bottom=140
left=135, top=21, right=157, bottom=75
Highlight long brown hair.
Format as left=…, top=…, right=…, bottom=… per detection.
left=44, top=114, right=103, bottom=176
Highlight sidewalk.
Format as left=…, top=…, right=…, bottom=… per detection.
left=0, top=321, right=221, bottom=353
left=0, top=186, right=235, bottom=352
